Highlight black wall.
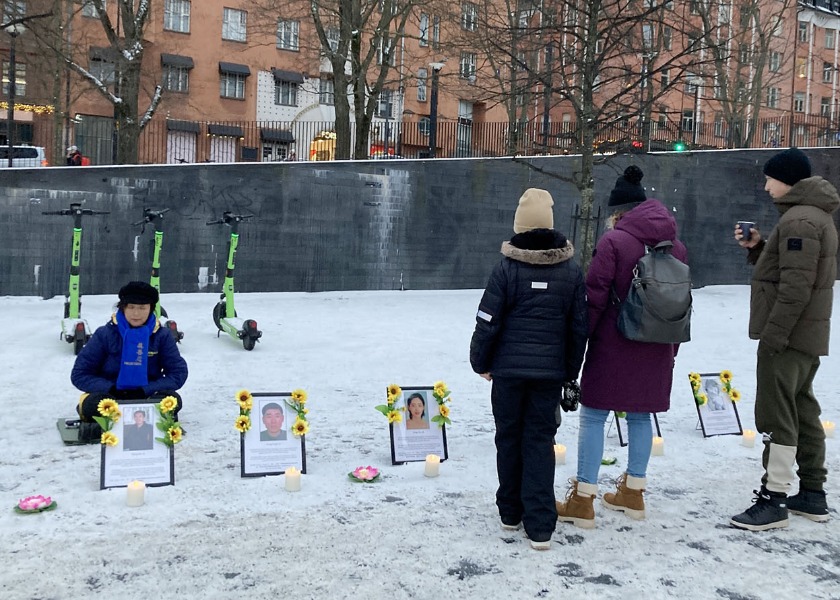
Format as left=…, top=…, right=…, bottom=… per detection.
left=2, top=148, right=839, bottom=299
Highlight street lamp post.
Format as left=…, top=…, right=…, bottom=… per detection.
left=428, top=62, right=445, bottom=158
left=3, top=21, right=24, bottom=168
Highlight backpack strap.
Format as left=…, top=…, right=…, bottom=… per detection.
left=652, top=240, right=674, bottom=253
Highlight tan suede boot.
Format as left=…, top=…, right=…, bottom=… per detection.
left=602, top=474, right=646, bottom=520
left=556, top=479, right=598, bottom=529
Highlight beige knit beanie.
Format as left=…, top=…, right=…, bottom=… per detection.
left=513, top=188, right=554, bottom=233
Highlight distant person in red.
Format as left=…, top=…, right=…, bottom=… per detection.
left=66, top=146, right=83, bottom=166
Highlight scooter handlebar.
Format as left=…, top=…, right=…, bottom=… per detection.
left=42, top=209, right=109, bottom=216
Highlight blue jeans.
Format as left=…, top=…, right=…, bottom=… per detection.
left=577, top=406, right=653, bottom=484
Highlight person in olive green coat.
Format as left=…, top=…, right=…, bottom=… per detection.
left=731, top=148, right=839, bottom=531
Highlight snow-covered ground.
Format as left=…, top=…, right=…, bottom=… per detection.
left=1, top=285, right=838, bottom=599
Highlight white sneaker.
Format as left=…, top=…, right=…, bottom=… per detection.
left=529, top=538, right=551, bottom=551
left=501, top=520, right=522, bottom=531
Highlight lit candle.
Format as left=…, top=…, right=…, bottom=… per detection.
left=554, top=444, right=567, bottom=465
left=823, top=421, right=836, bottom=439
left=424, top=454, right=441, bottom=477
left=651, top=437, right=665, bottom=456
left=126, top=480, right=145, bottom=507
left=284, top=466, right=302, bottom=492
left=741, top=429, right=756, bottom=448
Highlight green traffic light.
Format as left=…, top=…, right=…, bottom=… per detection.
left=674, top=141, right=686, bottom=152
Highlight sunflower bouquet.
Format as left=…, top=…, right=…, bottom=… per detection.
left=234, top=389, right=254, bottom=433
left=430, top=380, right=453, bottom=428
left=93, top=398, right=122, bottom=446
left=689, top=371, right=741, bottom=406
left=375, top=384, right=405, bottom=424
left=155, top=395, right=183, bottom=447
left=284, top=389, right=310, bottom=437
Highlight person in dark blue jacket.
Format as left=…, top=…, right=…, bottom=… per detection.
left=470, top=188, right=588, bottom=551
left=72, top=281, right=188, bottom=422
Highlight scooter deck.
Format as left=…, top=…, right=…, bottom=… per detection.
left=56, top=418, right=98, bottom=445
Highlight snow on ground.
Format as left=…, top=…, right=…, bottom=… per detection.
left=1, top=285, right=838, bottom=600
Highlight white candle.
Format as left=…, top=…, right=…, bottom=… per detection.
left=742, top=429, right=756, bottom=448
left=424, top=454, right=441, bottom=477
left=651, top=437, right=665, bottom=456
left=554, top=444, right=567, bottom=465
left=823, top=421, right=836, bottom=439
left=126, top=480, right=145, bottom=507
left=284, top=467, right=302, bottom=492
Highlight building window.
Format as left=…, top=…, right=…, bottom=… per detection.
left=660, top=68, right=670, bottom=91
left=684, top=73, right=699, bottom=94
left=81, top=0, right=104, bottom=18
left=719, top=3, right=730, bottom=25
left=821, top=96, right=831, bottom=117
left=163, top=65, right=189, bottom=92
left=274, top=80, right=298, bottom=106
left=2, top=1, right=26, bottom=19
left=377, top=38, right=396, bottom=66
left=682, top=109, right=695, bottom=132
left=417, top=68, right=427, bottom=101
left=798, top=21, right=808, bottom=43
left=714, top=113, right=725, bottom=137
left=772, top=18, right=784, bottom=37
left=797, top=57, right=807, bottom=79
left=823, top=62, right=834, bottom=83
left=1, top=60, right=25, bottom=96
left=456, top=101, right=473, bottom=157
left=460, top=52, right=476, bottom=79
left=769, top=51, right=782, bottom=73
left=432, top=15, right=440, bottom=48
left=766, top=87, right=780, bottom=109
left=662, top=26, right=672, bottom=51
left=164, top=0, right=190, bottom=33
left=826, top=29, right=836, bottom=50
left=319, top=78, right=334, bottom=105
left=419, top=13, right=429, bottom=46
left=277, top=19, right=299, bottom=51
left=418, top=116, right=430, bottom=136
left=90, top=57, right=115, bottom=85
left=377, top=89, right=393, bottom=118
left=794, top=92, right=806, bottom=113
left=462, top=2, right=477, bottom=31
left=223, top=7, right=247, bottom=42
left=689, top=0, right=700, bottom=15
left=220, top=72, right=245, bottom=99
left=326, top=27, right=339, bottom=52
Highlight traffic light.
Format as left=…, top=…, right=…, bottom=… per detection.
left=673, top=141, right=687, bottom=152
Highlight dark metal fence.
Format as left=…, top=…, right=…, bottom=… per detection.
left=15, top=111, right=840, bottom=166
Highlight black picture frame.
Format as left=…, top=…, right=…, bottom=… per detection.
left=389, top=386, right=449, bottom=465
left=241, top=392, right=307, bottom=477
left=691, top=372, right=744, bottom=437
left=613, top=413, right=662, bottom=448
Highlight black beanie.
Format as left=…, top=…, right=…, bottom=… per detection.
left=763, top=148, right=811, bottom=186
left=118, top=281, right=159, bottom=306
left=608, top=165, right=646, bottom=209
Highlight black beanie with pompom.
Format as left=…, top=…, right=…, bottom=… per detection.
left=608, top=165, right=647, bottom=209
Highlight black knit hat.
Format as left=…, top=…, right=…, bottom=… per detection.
left=608, top=165, right=646, bottom=209
left=763, top=147, right=811, bottom=186
left=118, top=281, right=159, bottom=307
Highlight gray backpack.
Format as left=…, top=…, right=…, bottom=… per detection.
left=616, top=241, right=692, bottom=344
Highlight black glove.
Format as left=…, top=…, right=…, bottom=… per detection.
left=560, top=381, right=580, bottom=412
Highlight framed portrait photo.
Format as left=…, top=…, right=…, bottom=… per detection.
left=241, top=392, right=306, bottom=477
left=100, top=401, right=174, bottom=490
left=389, top=386, right=448, bottom=465
left=689, top=372, right=743, bottom=437
left=613, top=412, right=662, bottom=448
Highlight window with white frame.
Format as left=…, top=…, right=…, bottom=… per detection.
left=417, top=68, right=427, bottom=101
left=766, top=87, right=780, bottom=109
left=222, top=8, right=247, bottom=42
left=460, top=52, right=476, bottom=79
left=798, top=21, right=808, bottom=43
left=2, top=0, right=26, bottom=19
left=164, top=65, right=189, bottom=92
left=81, top=0, right=102, bottom=18
left=377, top=89, right=393, bottom=118
left=164, top=0, right=190, bottom=32
left=823, top=62, right=834, bottom=83
left=90, top=56, right=115, bottom=85
left=714, top=113, right=725, bottom=137
left=689, top=0, right=700, bottom=15
left=220, top=72, right=245, bottom=99
left=662, top=26, right=672, bottom=50
left=326, top=27, right=339, bottom=52
left=642, top=24, right=653, bottom=49
left=772, top=18, right=784, bottom=37
left=684, top=73, right=698, bottom=94
left=821, top=96, right=831, bottom=117
left=794, top=92, right=806, bottom=112
left=419, top=13, right=429, bottom=46
left=769, top=51, right=782, bottom=73
left=461, top=2, right=477, bottom=31
left=456, top=101, right=473, bottom=157
left=319, top=78, right=334, bottom=105
left=1, top=61, right=25, bottom=96
left=594, top=38, right=604, bottom=54
left=432, top=15, right=440, bottom=48
left=719, top=3, right=730, bottom=25
left=277, top=19, right=299, bottom=50
left=274, top=80, right=298, bottom=106
left=660, top=68, right=670, bottom=91
left=682, top=109, right=695, bottom=132
left=826, top=29, right=836, bottom=49
left=377, top=37, right=396, bottom=66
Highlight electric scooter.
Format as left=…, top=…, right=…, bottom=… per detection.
left=207, top=212, right=262, bottom=350
left=134, top=207, right=184, bottom=342
left=42, top=202, right=109, bottom=355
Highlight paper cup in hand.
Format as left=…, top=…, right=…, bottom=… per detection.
left=737, top=221, right=755, bottom=241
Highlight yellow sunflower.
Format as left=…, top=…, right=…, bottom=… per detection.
left=697, top=393, right=708, bottom=406
left=167, top=426, right=183, bottom=444
left=438, top=404, right=451, bottom=418
left=234, top=415, right=251, bottom=432
left=729, top=389, right=741, bottom=402
left=101, top=431, right=118, bottom=446
left=291, top=389, right=308, bottom=404
left=236, top=389, right=253, bottom=404
left=720, top=370, right=733, bottom=384
left=97, top=398, right=119, bottom=417
left=159, top=396, right=178, bottom=414
left=292, top=418, right=310, bottom=436
left=387, top=409, right=403, bottom=424
left=688, top=372, right=701, bottom=382
left=433, top=381, right=448, bottom=397
left=691, top=380, right=700, bottom=391
left=387, top=384, right=402, bottom=398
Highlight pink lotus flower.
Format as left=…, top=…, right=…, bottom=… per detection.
left=351, top=466, right=379, bottom=481
left=17, top=495, right=53, bottom=511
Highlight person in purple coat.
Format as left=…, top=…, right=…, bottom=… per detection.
left=556, top=166, right=687, bottom=529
